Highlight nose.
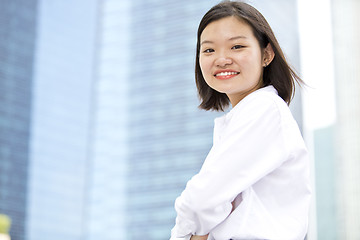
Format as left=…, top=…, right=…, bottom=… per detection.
left=215, top=56, right=233, bottom=67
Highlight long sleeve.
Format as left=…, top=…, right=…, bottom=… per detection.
left=171, top=90, right=292, bottom=239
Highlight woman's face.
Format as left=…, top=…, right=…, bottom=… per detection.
left=199, top=16, right=267, bottom=107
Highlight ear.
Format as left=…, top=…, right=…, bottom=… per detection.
left=263, top=43, right=275, bottom=67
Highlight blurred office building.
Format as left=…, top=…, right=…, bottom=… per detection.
left=25, top=1, right=98, bottom=240
left=0, top=0, right=38, bottom=239
left=332, top=0, right=360, bottom=238
left=298, top=0, right=360, bottom=239
left=1, top=0, right=99, bottom=239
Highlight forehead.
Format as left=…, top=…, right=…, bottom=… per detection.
left=200, top=16, right=254, bottom=41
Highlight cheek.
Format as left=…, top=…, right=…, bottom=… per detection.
left=239, top=52, right=262, bottom=71
left=199, top=57, right=213, bottom=87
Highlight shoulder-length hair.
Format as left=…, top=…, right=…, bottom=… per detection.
left=195, top=0, right=303, bottom=111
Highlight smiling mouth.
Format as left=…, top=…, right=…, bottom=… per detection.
left=214, top=71, right=240, bottom=79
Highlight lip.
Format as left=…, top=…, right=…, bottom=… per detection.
left=213, top=69, right=240, bottom=80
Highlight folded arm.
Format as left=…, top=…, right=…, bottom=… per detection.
left=171, top=97, right=288, bottom=238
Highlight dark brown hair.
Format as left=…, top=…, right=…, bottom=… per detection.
left=195, top=0, right=303, bottom=111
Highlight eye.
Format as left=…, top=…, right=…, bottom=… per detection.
left=203, top=48, right=214, bottom=53
left=231, top=45, right=244, bottom=50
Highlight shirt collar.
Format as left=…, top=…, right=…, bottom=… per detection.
left=216, top=85, right=278, bottom=123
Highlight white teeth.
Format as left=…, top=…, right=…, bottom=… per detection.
left=215, top=71, right=239, bottom=76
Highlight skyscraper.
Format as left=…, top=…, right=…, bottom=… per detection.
left=298, top=0, right=360, bottom=238
left=332, top=0, right=360, bottom=238
left=84, top=0, right=130, bottom=239
left=26, top=1, right=98, bottom=239
left=0, top=0, right=38, bottom=239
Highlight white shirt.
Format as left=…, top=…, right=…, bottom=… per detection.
left=170, top=86, right=311, bottom=240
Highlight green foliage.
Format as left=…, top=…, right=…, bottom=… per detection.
left=0, top=214, right=11, bottom=234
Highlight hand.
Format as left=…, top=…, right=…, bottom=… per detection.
left=190, top=234, right=209, bottom=240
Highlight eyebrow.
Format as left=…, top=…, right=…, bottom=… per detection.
left=229, top=35, right=247, bottom=41
left=200, top=35, right=247, bottom=45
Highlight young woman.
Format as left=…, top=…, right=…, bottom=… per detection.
left=170, top=1, right=311, bottom=240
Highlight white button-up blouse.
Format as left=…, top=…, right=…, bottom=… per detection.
left=170, top=86, right=311, bottom=240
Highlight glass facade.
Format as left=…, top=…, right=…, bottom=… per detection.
left=298, top=0, right=360, bottom=239
left=313, top=126, right=336, bottom=239
left=26, top=1, right=98, bottom=239
left=331, top=0, right=360, bottom=238
left=84, top=0, right=130, bottom=239
left=0, top=0, right=38, bottom=239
